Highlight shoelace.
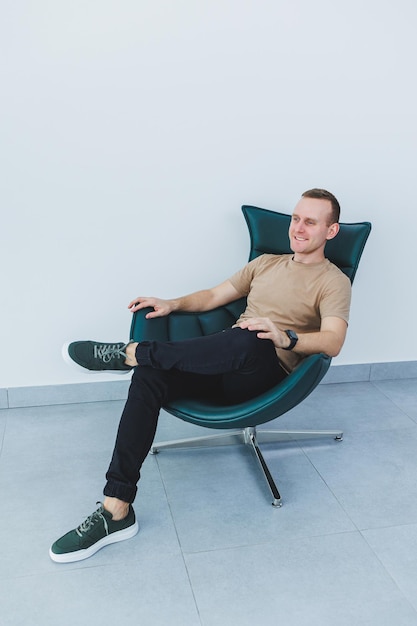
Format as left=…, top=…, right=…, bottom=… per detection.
left=76, top=503, right=109, bottom=537
left=93, top=343, right=127, bottom=364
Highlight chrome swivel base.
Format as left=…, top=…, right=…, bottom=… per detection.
left=151, top=426, right=343, bottom=507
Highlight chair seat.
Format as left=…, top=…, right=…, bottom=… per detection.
left=165, top=352, right=331, bottom=429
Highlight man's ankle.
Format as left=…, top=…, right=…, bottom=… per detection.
left=103, top=496, right=130, bottom=521
left=125, top=342, right=139, bottom=367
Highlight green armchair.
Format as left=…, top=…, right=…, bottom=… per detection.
left=130, top=205, right=371, bottom=506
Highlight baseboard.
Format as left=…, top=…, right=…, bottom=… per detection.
left=1, top=361, right=416, bottom=409
left=1, top=380, right=131, bottom=409
left=322, top=360, right=417, bottom=384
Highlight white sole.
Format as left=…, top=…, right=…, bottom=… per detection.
left=49, top=520, right=139, bottom=563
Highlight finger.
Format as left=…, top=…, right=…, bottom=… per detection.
left=247, top=322, right=268, bottom=331
left=128, top=302, right=144, bottom=312
left=237, top=318, right=258, bottom=329
left=128, top=297, right=144, bottom=309
left=130, top=297, right=157, bottom=311
left=256, top=331, right=271, bottom=339
left=145, top=309, right=165, bottom=319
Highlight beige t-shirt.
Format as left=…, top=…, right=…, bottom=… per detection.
left=229, top=254, right=352, bottom=372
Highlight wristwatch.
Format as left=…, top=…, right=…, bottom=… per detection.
left=283, top=329, right=298, bottom=351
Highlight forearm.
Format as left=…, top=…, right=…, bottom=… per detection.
left=238, top=316, right=347, bottom=358
left=291, top=330, right=344, bottom=358
left=170, top=289, right=221, bottom=313
left=129, top=280, right=242, bottom=319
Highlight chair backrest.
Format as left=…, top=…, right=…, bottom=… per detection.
left=242, top=205, right=372, bottom=284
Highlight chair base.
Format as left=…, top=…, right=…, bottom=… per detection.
left=151, top=426, right=343, bottom=507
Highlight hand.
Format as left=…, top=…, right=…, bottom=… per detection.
left=128, top=296, right=173, bottom=319
left=237, top=317, right=289, bottom=349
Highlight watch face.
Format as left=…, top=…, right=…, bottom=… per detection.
left=284, top=330, right=298, bottom=350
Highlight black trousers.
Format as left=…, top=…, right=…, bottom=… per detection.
left=103, top=327, right=285, bottom=503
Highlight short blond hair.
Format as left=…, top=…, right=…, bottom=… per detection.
left=302, top=188, right=340, bottom=225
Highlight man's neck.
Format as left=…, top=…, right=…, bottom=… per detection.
left=292, top=251, right=326, bottom=265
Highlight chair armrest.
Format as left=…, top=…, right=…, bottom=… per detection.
left=129, top=298, right=247, bottom=342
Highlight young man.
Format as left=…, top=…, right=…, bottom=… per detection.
left=50, top=188, right=351, bottom=563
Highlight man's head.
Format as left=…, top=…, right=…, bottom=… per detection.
left=301, top=188, right=340, bottom=226
left=289, top=189, right=341, bottom=263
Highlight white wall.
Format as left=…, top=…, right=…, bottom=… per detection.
left=1, top=0, right=416, bottom=388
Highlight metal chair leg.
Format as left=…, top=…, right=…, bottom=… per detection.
left=244, top=427, right=282, bottom=507
left=151, top=430, right=246, bottom=453
left=151, top=427, right=283, bottom=506
left=150, top=425, right=343, bottom=507
left=256, top=429, right=343, bottom=443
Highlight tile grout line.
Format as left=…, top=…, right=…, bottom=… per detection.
left=152, top=452, right=204, bottom=626
left=358, top=527, right=417, bottom=617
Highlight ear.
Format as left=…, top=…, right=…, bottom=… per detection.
left=326, top=223, right=340, bottom=241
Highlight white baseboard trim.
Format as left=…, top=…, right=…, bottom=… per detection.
left=1, top=361, right=417, bottom=409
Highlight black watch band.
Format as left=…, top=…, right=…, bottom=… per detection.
left=283, top=329, right=298, bottom=351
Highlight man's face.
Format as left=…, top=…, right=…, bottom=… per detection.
left=289, top=197, right=339, bottom=261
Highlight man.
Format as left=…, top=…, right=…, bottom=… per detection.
left=50, top=188, right=351, bottom=563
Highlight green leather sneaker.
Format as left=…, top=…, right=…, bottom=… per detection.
left=62, top=341, right=133, bottom=372
left=49, top=502, right=139, bottom=563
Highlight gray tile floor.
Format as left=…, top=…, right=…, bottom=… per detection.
left=1, top=378, right=417, bottom=625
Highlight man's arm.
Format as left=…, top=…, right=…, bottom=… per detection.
left=291, top=316, right=348, bottom=357
left=237, top=315, right=348, bottom=358
left=128, top=280, right=242, bottom=319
